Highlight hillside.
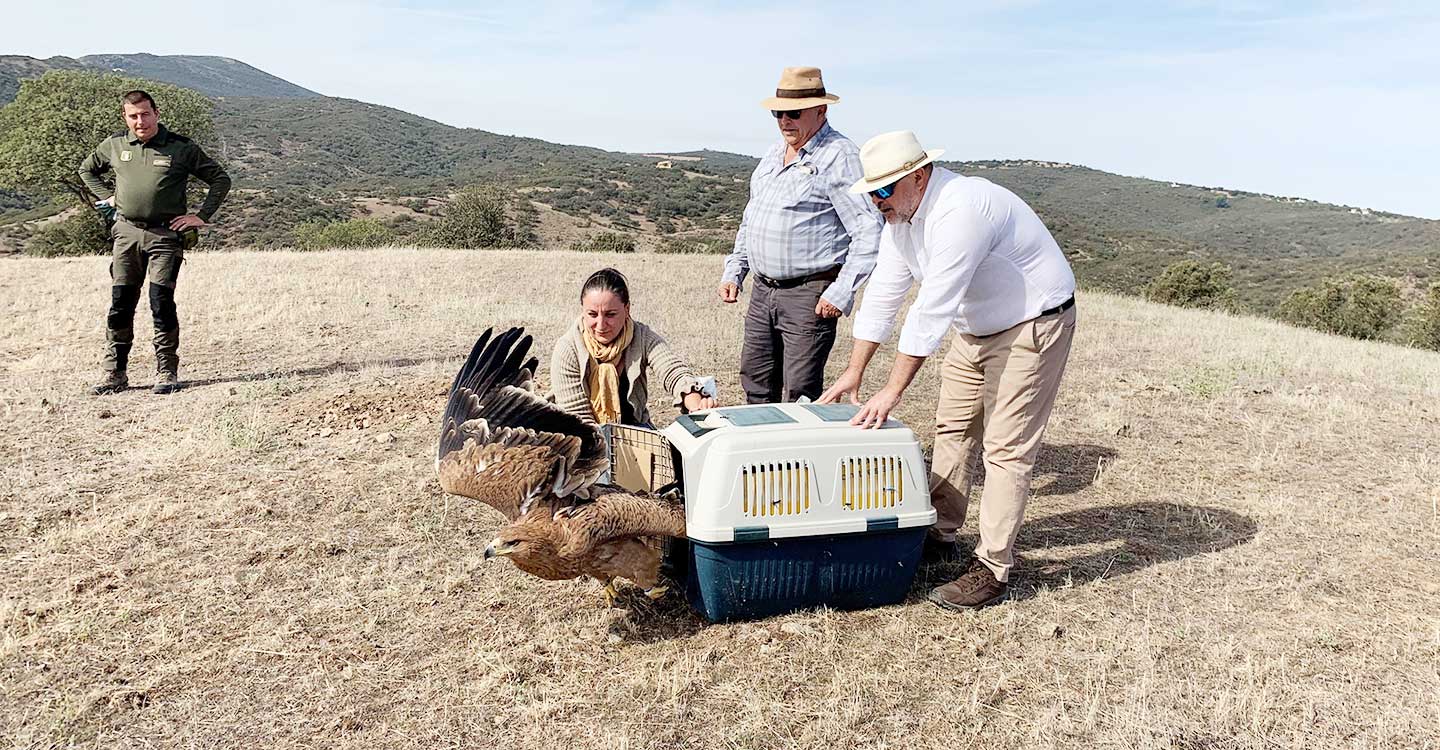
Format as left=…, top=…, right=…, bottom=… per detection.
left=1, top=248, right=1436, bottom=748
left=210, top=94, right=1440, bottom=307
left=2, top=53, right=1437, bottom=310
left=80, top=53, right=320, bottom=98
left=0, top=55, right=89, bottom=103
left=0, top=53, right=319, bottom=104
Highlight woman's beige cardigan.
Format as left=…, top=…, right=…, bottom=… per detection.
left=550, top=319, right=701, bottom=426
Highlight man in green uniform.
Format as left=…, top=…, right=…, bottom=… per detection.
left=79, top=89, right=231, bottom=395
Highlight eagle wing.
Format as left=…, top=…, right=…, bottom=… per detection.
left=557, top=489, right=687, bottom=558
left=437, top=327, right=609, bottom=521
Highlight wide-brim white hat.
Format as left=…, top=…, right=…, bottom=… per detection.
left=848, top=130, right=945, bottom=194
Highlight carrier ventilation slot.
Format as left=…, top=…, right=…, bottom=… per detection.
left=839, top=456, right=905, bottom=510
left=740, top=461, right=814, bottom=518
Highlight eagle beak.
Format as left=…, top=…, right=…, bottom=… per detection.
left=483, top=542, right=497, bottom=560
left=484, top=539, right=511, bottom=560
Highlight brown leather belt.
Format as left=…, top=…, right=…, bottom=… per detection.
left=755, top=265, right=841, bottom=289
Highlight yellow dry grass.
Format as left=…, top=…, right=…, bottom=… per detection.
left=1, top=248, right=1437, bottom=749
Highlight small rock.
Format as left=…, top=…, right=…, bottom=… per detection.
left=1037, top=622, right=1064, bottom=639
left=779, top=622, right=813, bottom=637
left=744, top=628, right=772, bottom=642
left=319, top=428, right=333, bottom=437
left=374, top=432, right=396, bottom=444
left=98, top=409, right=114, bottom=419
left=606, top=633, right=624, bottom=645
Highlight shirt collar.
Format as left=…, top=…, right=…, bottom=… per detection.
left=911, top=165, right=953, bottom=223
left=127, top=124, right=169, bottom=146
left=768, top=120, right=834, bottom=163
left=796, top=121, right=833, bottom=156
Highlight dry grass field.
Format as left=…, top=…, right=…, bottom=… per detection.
left=2, top=248, right=1437, bottom=749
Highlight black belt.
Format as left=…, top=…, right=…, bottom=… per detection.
left=119, top=216, right=177, bottom=231
left=755, top=265, right=841, bottom=289
left=1040, top=296, right=1075, bottom=318
left=974, top=296, right=1075, bottom=339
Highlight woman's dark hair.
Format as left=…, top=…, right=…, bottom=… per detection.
left=581, top=268, right=630, bottom=305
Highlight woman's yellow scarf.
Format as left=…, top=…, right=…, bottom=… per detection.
left=582, top=319, right=634, bottom=425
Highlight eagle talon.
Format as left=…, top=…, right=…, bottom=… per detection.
left=553, top=506, right=581, bottom=521
left=603, top=580, right=620, bottom=606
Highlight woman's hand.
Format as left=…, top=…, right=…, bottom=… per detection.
left=683, top=392, right=718, bottom=413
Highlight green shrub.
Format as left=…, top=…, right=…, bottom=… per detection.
left=292, top=218, right=394, bottom=250
left=1278, top=275, right=1402, bottom=340
left=25, top=211, right=109, bottom=257
left=418, top=187, right=514, bottom=248
left=1406, top=282, right=1440, bottom=351
left=1146, top=260, right=1238, bottom=311
left=656, top=236, right=731, bottom=255
left=570, top=231, right=635, bottom=253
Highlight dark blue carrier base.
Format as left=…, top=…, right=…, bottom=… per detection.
left=682, top=527, right=926, bottom=622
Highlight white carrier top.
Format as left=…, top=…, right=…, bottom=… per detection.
left=660, top=403, right=937, bottom=543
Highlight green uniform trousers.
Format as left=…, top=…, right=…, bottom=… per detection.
left=103, top=219, right=184, bottom=375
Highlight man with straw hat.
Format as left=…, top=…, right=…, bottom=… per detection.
left=818, top=130, right=1077, bottom=610
left=717, top=66, right=881, bottom=404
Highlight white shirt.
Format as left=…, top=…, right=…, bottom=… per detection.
left=852, top=167, right=1076, bottom=355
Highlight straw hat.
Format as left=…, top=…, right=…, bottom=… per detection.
left=759, top=66, right=840, bottom=111
left=848, top=130, right=946, bottom=194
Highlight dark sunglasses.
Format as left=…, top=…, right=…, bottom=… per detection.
left=869, top=181, right=899, bottom=200
left=770, top=109, right=806, bottom=120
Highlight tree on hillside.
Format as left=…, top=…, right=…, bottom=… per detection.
left=1408, top=282, right=1440, bottom=352
left=419, top=186, right=535, bottom=249
left=1146, top=260, right=1239, bottom=311
left=1278, top=274, right=1402, bottom=341
left=0, top=70, right=214, bottom=207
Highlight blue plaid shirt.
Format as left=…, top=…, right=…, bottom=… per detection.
left=721, top=122, right=882, bottom=314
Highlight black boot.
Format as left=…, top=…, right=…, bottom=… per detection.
left=150, top=283, right=182, bottom=394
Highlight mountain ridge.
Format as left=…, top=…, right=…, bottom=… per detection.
left=1, top=53, right=1436, bottom=309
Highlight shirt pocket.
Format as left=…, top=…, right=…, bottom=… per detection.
left=777, top=167, right=828, bottom=212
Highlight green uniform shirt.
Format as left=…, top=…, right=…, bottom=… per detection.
left=78, top=125, right=231, bottom=224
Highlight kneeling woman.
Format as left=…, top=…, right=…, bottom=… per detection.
left=551, top=268, right=718, bottom=428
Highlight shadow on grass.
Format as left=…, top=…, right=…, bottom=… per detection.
left=1031, top=442, right=1121, bottom=497
left=914, top=502, right=1259, bottom=602
left=606, top=585, right=708, bottom=643
left=181, top=356, right=452, bottom=389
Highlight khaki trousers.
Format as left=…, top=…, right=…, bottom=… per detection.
left=928, top=305, right=1076, bottom=582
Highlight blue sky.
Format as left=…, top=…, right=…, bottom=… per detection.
left=15, top=0, right=1440, bottom=218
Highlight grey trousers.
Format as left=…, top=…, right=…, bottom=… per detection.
left=740, top=279, right=837, bottom=403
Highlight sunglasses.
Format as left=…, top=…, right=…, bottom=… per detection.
left=869, top=181, right=900, bottom=200
left=770, top=109, right=807, bottom=120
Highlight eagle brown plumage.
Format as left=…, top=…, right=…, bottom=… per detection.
left=437, top=327, right=687, bottom=601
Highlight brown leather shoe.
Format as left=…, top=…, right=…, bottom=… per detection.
left=928, top=560, right=1008, bottom=611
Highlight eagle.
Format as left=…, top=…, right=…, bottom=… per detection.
left=436, top=327, right=687, bottom=603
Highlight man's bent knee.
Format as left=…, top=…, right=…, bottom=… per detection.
left=108, top=284, right=141, bottom=327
